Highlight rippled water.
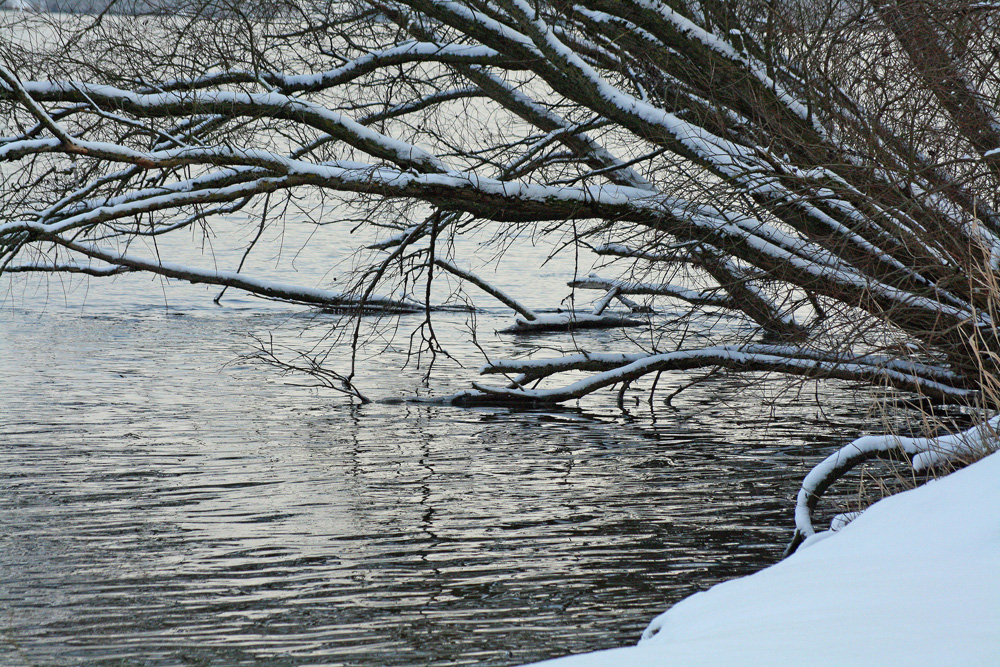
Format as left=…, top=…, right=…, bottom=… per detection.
left=0, top=221, right=878, bottom=665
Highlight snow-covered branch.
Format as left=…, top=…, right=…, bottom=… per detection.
left=568, top=274, right=732, bottom=308
left=787, top=416, right=1000, bottom=555
left=474, top=344, right=974, bottom=404
left=433, top=258, right=538, bottom=320
left=41, top=236, right=423, bottom=312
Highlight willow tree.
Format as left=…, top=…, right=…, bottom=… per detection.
left=3, top=0, right=1000, bottom=423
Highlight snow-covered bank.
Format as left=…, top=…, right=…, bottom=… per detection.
left=531, top=451, right=1000, bottom=666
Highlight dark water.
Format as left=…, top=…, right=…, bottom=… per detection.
left=0, top=277, right=874, bottom=666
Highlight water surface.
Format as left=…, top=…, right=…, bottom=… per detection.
left=1, top=235, right=875, bottom=666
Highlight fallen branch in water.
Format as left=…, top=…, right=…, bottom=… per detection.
left=434, top=259, right=648, bottom=333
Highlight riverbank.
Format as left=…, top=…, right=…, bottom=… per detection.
left=532, top=449, right=1000, bottom=666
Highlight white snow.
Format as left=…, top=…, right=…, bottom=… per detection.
left=16, top=81, right=447, bottom=172
left=527, top=449, right=1000, bottom=666
left=793, top=417, right=1000, bottom=542
left=570, top=274, right=730, bottom=307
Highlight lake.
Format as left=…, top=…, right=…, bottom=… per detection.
left=0, top=217, right=880, bottom=665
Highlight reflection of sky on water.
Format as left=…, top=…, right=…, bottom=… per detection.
left=0, top=215, right=876, bottom=665
left=0, top=301, right=873, bottom=665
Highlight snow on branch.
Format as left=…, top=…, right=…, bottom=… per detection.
left=2, top=262, right=133, bottom=276
left=3, top=162, right=981, bottom=341
left=41, top=237, right=422, bottom=313
left=590, top=286, right=619, bottom=315
left=7, top=82, right=449, bottom=173
left=787, top=416, right=1000, bottom=555
left=433, top=258, right=538, bottom=320
left=415, top=0, right=985, bottom=317
left=388, top=343, right=973, bottom=408
left=431, top=261, right=648, bottom=332
left=473, top=344, right=974, bottom=404
left=1, top=131, right=984, bottom=340
left=154, top=41, right=528, bottom=95
left=499, top=310, right=648, bottom=333
left=390, top=15, right=655, bottom=191
left=593, top=242, right=701, bottom=264
left=568, top=274, right=732, bottom=308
